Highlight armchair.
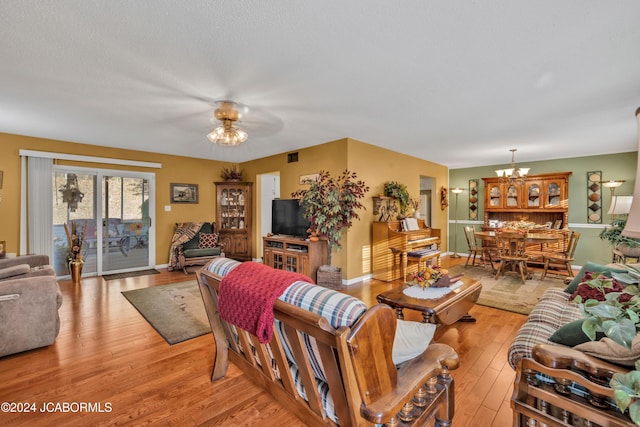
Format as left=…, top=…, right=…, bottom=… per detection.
left=168, top=222, right=224, bottom=274
left=0, top=255, right=62, bottom=358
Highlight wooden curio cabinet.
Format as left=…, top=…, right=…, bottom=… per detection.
left=482, top=172, right=571, bottom=228
left=215, top=181, right=253, bottom=261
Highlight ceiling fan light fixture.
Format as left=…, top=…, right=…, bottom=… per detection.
left=207, top=118, right=248, bottom=146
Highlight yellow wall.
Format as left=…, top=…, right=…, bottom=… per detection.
left=0, top=133, right=449, bottom=281
left=0, top=133, right=231, bottom=262
left=241, top=138, right=449, bottom=280
left=344, top=139, right=449, bottom=279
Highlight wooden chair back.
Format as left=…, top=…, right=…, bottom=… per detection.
left=565, top=230, right=581, bottom=260
left=464, top=226, right=478, bottom=251
left=496, top=231, right=528, bottom=259
left=346, top=305, right=398, bottom=404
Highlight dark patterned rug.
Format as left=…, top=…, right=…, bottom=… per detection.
left=102, top=269, right=160, bottom=281
left=121, top=281, right=211, bottom=344
left=447, top=264, right=567, bottom=315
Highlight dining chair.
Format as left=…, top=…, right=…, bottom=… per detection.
left=494, top=231, right=529, bottom=283
left=541, top=231, right=581, bottom=279
left=463, top=226, right=496, bottom=270
left=463, top=226, right=480, bottom=267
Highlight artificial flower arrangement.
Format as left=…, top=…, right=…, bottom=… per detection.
left=410, top=196, right=420, bottom=211
left=63, top=220, right=86, bottom=264
left=406, top=265, right=463, bottom=289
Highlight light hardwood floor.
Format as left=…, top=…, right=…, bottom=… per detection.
left=0, top=256, right=527, bottom=426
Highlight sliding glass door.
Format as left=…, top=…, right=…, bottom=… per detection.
left=53, top=166, right=155, bottom=277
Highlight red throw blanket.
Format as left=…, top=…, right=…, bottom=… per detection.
left=218, top=262, right=313, bottom=343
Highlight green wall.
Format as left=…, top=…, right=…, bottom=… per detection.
left=449, top=152, right=637, bottom=267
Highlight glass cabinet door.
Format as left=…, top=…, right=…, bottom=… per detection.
left=525, top=182, right=541, bottom=208
left=506, top=184, right=519, bottom=208
left=488, top=184, right=501, bottom=207
left=546, top=182, right=561, bottom=207
left=220, top=186, right=247, bottom=229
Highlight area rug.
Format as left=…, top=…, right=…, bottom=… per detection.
left=103, top=269, right=160, bottom=280
left=121, top=281, right=211, bottom=344
left=447, top=264, right=567, bottom=315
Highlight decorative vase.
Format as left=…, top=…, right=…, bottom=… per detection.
left=413, top=210, right=421, bottom=219
left=69, top=259, right=83, bottom=285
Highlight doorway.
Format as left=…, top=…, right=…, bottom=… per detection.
left=258, top=173, right=280, bottom=258
left=53, top=166, right=155, bottom=276
left=420, top=176, right=433, bottom=227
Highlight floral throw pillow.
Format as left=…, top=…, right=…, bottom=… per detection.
left=199, top=233, right=218, bottom=249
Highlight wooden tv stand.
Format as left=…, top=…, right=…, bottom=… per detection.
left=262, top=235, right=328, bottom=283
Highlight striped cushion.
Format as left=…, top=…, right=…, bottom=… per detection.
left=205, top=257, right=240, bottom=277
left=289, top=363, right=338, bottom=425
left=277, top=281, right=367, bottom=383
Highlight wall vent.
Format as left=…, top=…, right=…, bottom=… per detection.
left=287, top=152, right=299, bottom=163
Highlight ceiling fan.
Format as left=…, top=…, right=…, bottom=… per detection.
left=207, top=100, right=249, bottom=146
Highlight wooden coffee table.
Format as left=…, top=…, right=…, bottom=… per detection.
left=376, top=276, right=482, bottom=325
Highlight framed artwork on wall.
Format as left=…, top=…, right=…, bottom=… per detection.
left=586, top=171, right=602, bottom=224
left=170, top=183, right=199, bottom=203
left=468, top=179, right=478, bottom=220
left=0, top=241, right=5, bottom=258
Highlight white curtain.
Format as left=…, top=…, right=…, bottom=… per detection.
left=25, top=156, right=53, bottom=258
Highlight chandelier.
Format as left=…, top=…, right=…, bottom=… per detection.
left=207, top=119, right=248, bottom=146
left=495, top=149, right=530, bottom=185
left=207, top=100, right=249, bottom=146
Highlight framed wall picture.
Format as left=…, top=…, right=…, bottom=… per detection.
left=299, top=173, right=319, bottom=185
left=170, top=183, right=199, bottom=203
left=586, top=171, right=602, bottom=224
left=468, top=179, right=478, bottom=219
left=0, top=241, right=5, bottom=258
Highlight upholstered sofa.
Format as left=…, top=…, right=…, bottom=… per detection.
left=0, top=255, right=63, bottom=357
left=509, top=261, right=640, bottom=426
left=168, top=222, right=223, bottom=274
left=196, top=257, right=459, bottom=426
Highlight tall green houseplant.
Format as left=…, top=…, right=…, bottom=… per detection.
left=292, top=170, right=369, bottom=265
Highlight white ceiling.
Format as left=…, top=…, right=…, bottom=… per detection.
left=1, top=1, right=639, bottom=169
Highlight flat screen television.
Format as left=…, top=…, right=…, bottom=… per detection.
left=271, top=199, right=310, bottom=238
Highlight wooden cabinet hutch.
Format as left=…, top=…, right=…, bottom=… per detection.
left=482, top=172, right=572, bottom=228
left=215, top=181, right=252, bottom=261
left=262, top=235, right=328, bottom=282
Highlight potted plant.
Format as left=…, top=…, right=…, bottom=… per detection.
left=572, top=269, right=640, bottom=423
left=384, top=181, right=410, bottom=218
left=291, top=170, right=369, bottom=287
left=220, top=164, right=243, bottom=181
left=599, top=217, right=640, bottom=257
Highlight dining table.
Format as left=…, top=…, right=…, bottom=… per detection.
left=474, top=230, right=562, bottom=279
left=475, top=230, right=561, bottom=246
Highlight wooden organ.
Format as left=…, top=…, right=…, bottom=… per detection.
left=372, top=220, right=441, bottom=281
